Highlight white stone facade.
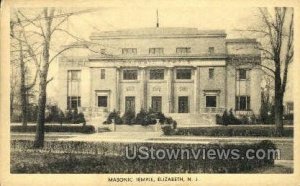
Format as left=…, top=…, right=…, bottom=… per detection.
left=57, top=28, right=261, bottom=123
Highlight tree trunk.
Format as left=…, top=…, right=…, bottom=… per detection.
left=19, top=37, right=28, bottom=127
left=20, top=85, right=28, bottom=127
left=274, top=93, right=284, bottom=136
left=274, top=67, right=284, bottom=136
left=33, top=8, right=53, bottom=148
left=10, top=91, right=14, bottom=119
left=33, top=70, right=48, bottom=148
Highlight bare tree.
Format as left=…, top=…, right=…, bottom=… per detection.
left=251, top=8, right=293, bottom=136
left=10, top=17, right=38, bottom=127
left=10, top=57, right=19, bottom=119
left=11, top=8, right=97, bottom=147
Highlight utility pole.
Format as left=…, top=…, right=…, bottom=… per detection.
left=156, top=9, right=159, bottom=28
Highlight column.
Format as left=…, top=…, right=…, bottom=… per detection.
left=140, top=67, right=147, bottom=110
left=115, top=67, right=120, bottom=111
left=167, top=67, right=174, bottom=113
left=193, top=66, right=200, bottom=113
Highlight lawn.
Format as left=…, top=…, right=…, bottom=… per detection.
left=10, top=151, right=290, bottom=174
left=11, top=140, right=277, bottom=174
left=243, top=165, right=293, bottom=173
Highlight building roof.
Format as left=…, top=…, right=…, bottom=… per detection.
left=90, top=27, right=226, bottom=39
left=226, top=38, right=258, bottom=44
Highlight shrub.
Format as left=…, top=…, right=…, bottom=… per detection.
left=77, top=112, right=86, bottom=124
left=222, top=110, right=228, bottom=126
left=228, top=109, right=240, bottom=124
left=122, top=109, right=136, bottom=124
left=71, top=108, right=79, bottom=123
left=11, top=125, right=95, bottom=133
left=284, top=113, right=294, bottom=121
left=260, top=100, right=275, bottom=124
left=136, top=109, right=150, bottom=125
left=104, top=110, right=123, bottom=124
left=11, top=140, right=276, bottom=173
left=216, top=114, right=221, bottom=125
left=11, top=104, right=69, bottom=124
left=62, top=108, right=86, bottom=124
left=64, top=109, right=73, bottom=123
left=104, top=109, right=175, bottom=126
left=161, top=125, right=173, bottom=135
left=162, top=117, right=177, bottom=135
left=174, top=126, right=293, bottom=137
left=135, top=108, right=163, bottom=126
left=217, top=109, right=258, bottom=125
left=148, top=108, right=166, bottom=124
left=45, top=105, right=64, bottom=123
left=172, top=120, right=177, bottom=129
left=164, top=117, right=174, bottom=124
left=27, top=104, right=39, bottom=122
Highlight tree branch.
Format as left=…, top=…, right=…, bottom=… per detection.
left=25, top=70, right=38, bottom=90
left=48, top=45, right=78, bottom=64
left=281, top=10, right=293, bottom=94
left=46, top=77, right=54, bottom=84
left=18, top=10, right=41, bottom=28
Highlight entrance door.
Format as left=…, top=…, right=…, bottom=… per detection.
left=125, top=96, right=135, bottom=112
left=178, top=96, right=189, bottom=113
left=152, top=96, right=162, bottom=112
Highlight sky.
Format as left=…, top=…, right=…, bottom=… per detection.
left=66, top=7, right=258, bottom=40
left=45, top=6, right=292, bottom=102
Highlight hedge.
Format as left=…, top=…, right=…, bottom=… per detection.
left=103, top=109, right=177, bottom=126
left=10, top=125, right=95, bottom=134
left=11, top=140, right=276, bottom=173
left=173, top=126, right=293, bottom=137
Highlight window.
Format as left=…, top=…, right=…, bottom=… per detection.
left=125, top=96, right=135, bottom=112
left=68, top=70, right=81, bottom=81
left=176, top=47, right=191, bottom=54
left=237, top=69, right=247, bottom=80
left=67, top=71, right=81, bottom=108
left=206, top=96, right=217, bottom=108
left=176, top=69, right=192, bottom=79
left=100, top=69, right=105, bottom=79
left=98, top=96, right=108, bottom=107
left=122, top=48, right=137, bottom=55
left=149, top=48, right=164, bottom=55
left=67, top=96, right=81, bottom=109
left=150, top=69, right=164, bottom=80
left=152, top=96, right=162, bottom=112
left=178, top=96, right=189, bottom=113
left=235, top=96, right=251, bottom=110
left=209, top=47, right=215, bottom=54
left=123, top=69, right=138, bottom=80
left=209, top=68, right=214, bottom=79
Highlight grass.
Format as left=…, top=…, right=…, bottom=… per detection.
left=10, top=151, right=277, bottom=174
left=10, top=140, right=277, bottom=174
left=242, top=165, right=293, bottom=173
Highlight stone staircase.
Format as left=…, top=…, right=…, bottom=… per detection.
left=167, top=113, right=217, bottom=127
left=97, top=127, right=111, bottom=132
left=114, top=124, right=158, bottom=132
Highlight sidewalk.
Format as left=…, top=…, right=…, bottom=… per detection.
left=275, top=160, right=293, bottom=169
left=11, top=131, right=293, bottom=143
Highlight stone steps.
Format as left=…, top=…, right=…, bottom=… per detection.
left=167, top=113, right=217, bottom=126
left=114, top=124, right=158, bottom=132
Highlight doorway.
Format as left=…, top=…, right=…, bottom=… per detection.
left=178, top=96, right=189, bottom=113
